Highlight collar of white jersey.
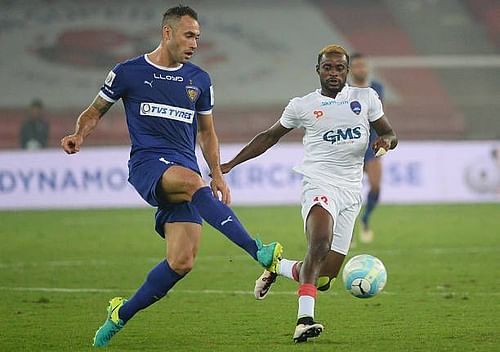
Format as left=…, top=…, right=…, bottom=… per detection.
left=315, top=83, right=350, bottom=100
left=144, top=54, right=183, bottom=71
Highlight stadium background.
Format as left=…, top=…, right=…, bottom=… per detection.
left=1, top=0, right=499, bottom=207
left=0, top=1, right=499, bottom=351
left=0, top=0, right=500, bottom=144
left=2, top=0, right=500, bottom=144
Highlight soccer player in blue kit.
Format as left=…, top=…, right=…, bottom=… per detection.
left=350, top=53, right=385, bottom=243
left=60, top=5, right=283, bottom=347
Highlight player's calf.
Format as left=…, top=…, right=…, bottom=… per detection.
left=300, top=238, right=331, bottom=285
left=161, top=167, right=285, bottom=268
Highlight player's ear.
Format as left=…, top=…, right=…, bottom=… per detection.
left=162, top=24, right=173, bottom=41
left=315, top=64, right=320, bottom=74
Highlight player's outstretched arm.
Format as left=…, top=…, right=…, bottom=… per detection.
left=370, top=115, right=398, bottom=156
left=221, top=121, right=292, bottom=174
left=197, top=113, right=231, bottom=204
left=61, top=95, right=113, bottom=154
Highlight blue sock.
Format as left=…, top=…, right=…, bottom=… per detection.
left=119, top=260, right=184, bottom=323
left=362, top=191, right=380, bottom=226
left=191, top=187, right=258, bottom=260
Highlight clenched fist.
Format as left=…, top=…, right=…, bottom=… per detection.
left=61, top=134, right=84, bottom=154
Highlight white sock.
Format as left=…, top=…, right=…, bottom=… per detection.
left=297, top=295, right=315, bottom=319
left=278, top=258, right=299, bottom=280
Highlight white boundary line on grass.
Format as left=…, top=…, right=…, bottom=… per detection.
left=1, top=246, right=498, bottom=269
left=0, top=256, right=251, bottom=268
left=1, top=286, right=499, bottom=297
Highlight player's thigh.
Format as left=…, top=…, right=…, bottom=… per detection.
left=301, top=182, right=337, bottom=249
left=159, top=165, right=206, bottom=202
left=164, top=222, right=202, bottom=271
left=365, top=158, right=382, bottom=192
left=319, top=250, right=346, bottom=278
left=305, top=205, right=335, bottom=251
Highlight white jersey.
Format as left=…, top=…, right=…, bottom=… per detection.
left=280, top=84, right=384, bottom=192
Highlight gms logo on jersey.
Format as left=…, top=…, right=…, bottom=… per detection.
left=323, top=127, right=362, bottom=144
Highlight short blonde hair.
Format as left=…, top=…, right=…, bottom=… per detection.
left=317, top=44, right=349, bottom=65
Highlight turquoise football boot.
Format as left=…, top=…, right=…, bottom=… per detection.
left=256, top=238, right=283, bottom=273
left=93, top=297, right=127, bottom=347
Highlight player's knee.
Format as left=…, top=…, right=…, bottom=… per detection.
left=168, top=254, right=195, bottom=274
left=159, top=171, right=205, bottom=202
left=308, top=238, right=331, bottom=259
left=180, top=175, right=205, bottom=200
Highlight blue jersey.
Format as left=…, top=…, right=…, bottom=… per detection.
left=99, top=54, right=214, bottom=173
left=365, top=80, right=384, bottom=161
left=370, top=80, right=384, bottom=101
left=368, top=80, right=384, bottom=139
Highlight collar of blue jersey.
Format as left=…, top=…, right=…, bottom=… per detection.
left=316, top=83, right=349, bottom=100
left=144, top=54, right=183, bottom=71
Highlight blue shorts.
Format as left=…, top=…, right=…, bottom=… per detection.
left=364, top=128, right=378, bottom=163
left=128, top=155, right=203, bottom=237
left=154, top=204, right=202, bottom=238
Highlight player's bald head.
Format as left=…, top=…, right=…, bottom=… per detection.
left=162, top=5, right=198, bottom=30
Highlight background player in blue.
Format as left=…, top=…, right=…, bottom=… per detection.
left=60, top=5, right=283, bottom=347
left=350, top=53, right=385, bottom=244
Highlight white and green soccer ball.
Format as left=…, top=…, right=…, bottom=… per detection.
left=342, top=254, right=387, bottom=298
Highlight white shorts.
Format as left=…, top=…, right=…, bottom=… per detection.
left=300, top=179, right=362, bottom=255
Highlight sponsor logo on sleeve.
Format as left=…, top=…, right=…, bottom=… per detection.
left=103, top=86, right=115, bottom=95
left=104, top=71, right=116, bottom=87
left=140, top=102, right=195, bottom=124
left=209, top=85, right=215, bottom=106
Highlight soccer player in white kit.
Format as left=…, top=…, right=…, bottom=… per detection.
left=221, top=45, right=397, bottom=342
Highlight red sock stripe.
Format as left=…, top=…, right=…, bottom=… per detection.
left=291, top=262, right=300, bottom=282
left=298, top=283, right=317, bottom=299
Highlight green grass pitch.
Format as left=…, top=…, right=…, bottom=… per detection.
left=1, top=204, right=499, bottom=351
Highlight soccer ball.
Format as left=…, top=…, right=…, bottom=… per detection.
left=342, top=254, right=387, bottom=298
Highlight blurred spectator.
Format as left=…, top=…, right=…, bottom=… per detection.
left=20, top=99, right=49, bottom=149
